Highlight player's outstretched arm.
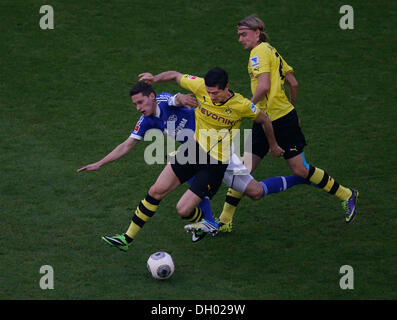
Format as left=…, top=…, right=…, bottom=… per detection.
left=139, top=71, right=183, bottom=85
left=255, top=110, right=284, bottom=158
left=77, top=137, right=139, bottom=172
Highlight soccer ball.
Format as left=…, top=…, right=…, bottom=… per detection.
left=147, top=251, right=175, bottom=280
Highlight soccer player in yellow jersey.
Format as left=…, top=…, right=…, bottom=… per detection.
left=218, top=15, right=358, bottom=228
left=102, top=67, right=284, bottom=251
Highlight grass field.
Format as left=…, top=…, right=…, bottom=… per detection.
left=1, top=0, right=396, bottom=301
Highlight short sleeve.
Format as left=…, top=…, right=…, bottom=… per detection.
left=129, top=115, right=147, bottom=140
left=250, top=48, right=271, bottom=77
left=179, top=74, right=205, bottom=95
left=241, top=100, right=260, bottom=120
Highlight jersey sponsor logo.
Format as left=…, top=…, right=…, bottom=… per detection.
left=168, top=114, right=177, bottom=122
left=250, top=56, right=260, bottom=68
left=197, top=105, right=237, bottom=126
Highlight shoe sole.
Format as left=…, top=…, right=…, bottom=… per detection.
left=185, top=228, right=218, bottom=237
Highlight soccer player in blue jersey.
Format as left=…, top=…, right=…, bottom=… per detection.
left=77, top=83, right=218, bottom=228
left=77, top=80, right=307, bottom=244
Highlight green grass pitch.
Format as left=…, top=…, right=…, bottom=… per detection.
left=1, top=0, right=396, bottom=300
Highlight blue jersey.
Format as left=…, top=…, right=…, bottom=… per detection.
left=129, top=92, right=195, bottom=143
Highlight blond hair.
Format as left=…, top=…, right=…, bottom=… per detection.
left=237, top=14, right=269, bottom=43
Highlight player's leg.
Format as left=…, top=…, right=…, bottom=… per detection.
left=176, top=189, right=204, bottom=221
left=125, top=163, right=181, bottom=239
left=222, top=167, right=309, bottom=206
left=102, top=163, right=181, bottom=251
left=287, top=153, right=358, bottom=223
left=188, top=176, right=217, bottom=226
left=183, top=160, right=228, bottom=241
left=258, top=175, right=309, bottom=197
left=218, top=151, right=261, bottom=226
left=238, top=174, right=309, bottom=200
left=218, top=118, right=270, bottom=227
left=218, top=151, right=263, bottom=226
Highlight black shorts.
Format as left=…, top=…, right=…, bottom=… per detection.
left=170, top=139, right=228, bottom=199
left=245, top=109, right=307, bottom=159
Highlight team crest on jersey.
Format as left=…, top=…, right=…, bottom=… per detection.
left=250, top=56, right=260, bottom=68
left=224, top=106, right=232, bottom=115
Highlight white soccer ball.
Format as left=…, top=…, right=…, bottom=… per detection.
left=147, top=251, right=175, bottom=280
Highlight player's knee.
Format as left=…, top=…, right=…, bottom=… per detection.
left=248, top=189, right=263, bottom=200
left=176, top=202, right=189, bottom=217
left=245, top=182, right=263, bottom=200
left=290, top=166, right=308, bottom=178
left=149, top=184, right=166, bottom=200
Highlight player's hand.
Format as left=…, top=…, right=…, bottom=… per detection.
left=178, top=94, right=199, bottom=109
left=269, top=145, right=285, bottom=158
left=76, top=163, right=101, bottom=172
left=138, top=73, right=155, bottom=84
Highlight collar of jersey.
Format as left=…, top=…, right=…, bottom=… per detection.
left=213, top=90, right=235, bottom=106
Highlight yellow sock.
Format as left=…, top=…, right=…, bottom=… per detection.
left=335, top=185, right=352, bottom=201
left=307, top=166, right=352, bottom=201
left=125, top=194, right=160, bottom=240
left=125, top=220, right=141, bottom=240
left=219, top=188, right=243, bottom=224
left=182, top=207, right=203, bottom=223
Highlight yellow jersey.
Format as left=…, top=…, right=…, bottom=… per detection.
left=248, top=42, right=294, bottom=121
left=180, top=74, right=259, bottom=162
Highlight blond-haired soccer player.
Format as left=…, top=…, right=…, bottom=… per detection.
left=101, top=67, right=284, bottom=251
left=218, top=15, right=358, bottom=229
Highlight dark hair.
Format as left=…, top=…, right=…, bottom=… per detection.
left=129, top=81, right=156, bottom=97
left=204, top=67, right=228, bottom=90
